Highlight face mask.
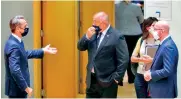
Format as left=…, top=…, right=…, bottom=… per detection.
left=22, top=28, right=29, bottom=37
left=148, top=27, right=159, bottom=40
left=92, top=25, right=102, bottom=34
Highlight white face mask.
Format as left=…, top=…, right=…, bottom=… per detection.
left=148, top=27, right=160, bottom=40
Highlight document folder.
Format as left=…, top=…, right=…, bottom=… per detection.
left=144, top=45, right=159, bottom=71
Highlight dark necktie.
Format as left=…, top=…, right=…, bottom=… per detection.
left=91, top=33, right=102, bottom=73
left=96, top=32, right=102, bottom=48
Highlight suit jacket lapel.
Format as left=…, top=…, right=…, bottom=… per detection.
left=151, top=45, right=162, bottom=67
left=94, top=27, right=112, bottom=57
left=10, top=35, right=27, bottom=58
left=151, top=37, right=171, bottom=69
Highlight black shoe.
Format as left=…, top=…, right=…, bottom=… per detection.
left=128, top=80, right=134, bottom=84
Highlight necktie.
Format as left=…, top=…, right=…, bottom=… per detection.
left=96, top=32, right=102, bottom=48
left=91, top=33, right=102, bottom=73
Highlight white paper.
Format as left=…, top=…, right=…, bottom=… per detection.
left=144, top=0, right=172, bottom=20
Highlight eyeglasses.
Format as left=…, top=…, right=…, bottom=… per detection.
left=153, top=28, right=163, bottom=31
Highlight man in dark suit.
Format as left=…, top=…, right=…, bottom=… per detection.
left=4, top=15, right=57, bottom=98
left=143, top=21, right=179, bottom=98
left=77, top=12, right=129, bottom=98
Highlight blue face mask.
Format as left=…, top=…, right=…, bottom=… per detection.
left=21, top=28, right=29, bottom=37
left=92, top=25, right=102, bottom=34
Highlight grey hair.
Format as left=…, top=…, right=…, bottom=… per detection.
left=9, top=15, right=25, bottom=33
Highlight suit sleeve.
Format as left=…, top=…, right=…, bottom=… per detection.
left=136, top=6, right=144, bottom=24
left=8, top=46, right=28, bottom=91
left=113, top=35, right=129, bottom=82
left=26, top=49, right=44, bottom=59
left=151, top=46, right=177, bottom=81
left=77, top=34, right=90, bottom=51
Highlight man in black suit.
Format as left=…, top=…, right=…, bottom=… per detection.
left=77, top=12, right=129, bottom=98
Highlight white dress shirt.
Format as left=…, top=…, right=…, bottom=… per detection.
left=160, top=35, right=170, bottom=45
left=97, top=24, right=110, bottom=48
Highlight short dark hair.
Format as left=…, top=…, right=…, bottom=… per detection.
left=9, top=15, right=25, bottom=33
left=142, top=17, right=158, bottom=40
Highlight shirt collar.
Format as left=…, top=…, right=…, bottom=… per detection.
left=101, top=24, right=110, bottom=36
left=160, top=35, right=170, bottom=45
left=12, top=33, right=21, bottom=42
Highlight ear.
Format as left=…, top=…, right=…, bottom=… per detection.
left=15, top=26, right=19, bottom=31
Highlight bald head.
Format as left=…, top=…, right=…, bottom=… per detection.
left=154, top=21, right=170, bottom=33
left=92, top=12, right=109, bottom=32
left=93, top=12, right=109, bottom=24
left=153, top=20, right=170, bottom=41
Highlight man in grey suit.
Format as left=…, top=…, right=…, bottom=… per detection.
left=77, top=12, right=129, bottom=98
left=115, top=0, right=144, bottom=84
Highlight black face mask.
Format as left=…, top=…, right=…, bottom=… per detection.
left=21, top=28, right=29, bottom=37
left=92, top=25, right=102, bottom=34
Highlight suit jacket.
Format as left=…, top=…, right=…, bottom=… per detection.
left=77, top=26, right=129, bottom=88
left=115, top=1, right=144, bottom=35
left=4, top=35, right=44, bottom=96
left=149, top=37, right=179, bottom=98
